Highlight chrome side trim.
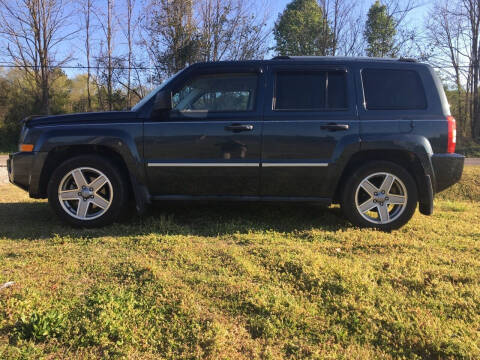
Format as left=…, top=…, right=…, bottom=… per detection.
left=147, top=162, right=260, bottom=167
left=262, top=163, right=328, bottom=167
left=147, top=162, right=329, bottom=167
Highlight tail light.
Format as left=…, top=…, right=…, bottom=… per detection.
left=447, top=116, right=456, bottom=153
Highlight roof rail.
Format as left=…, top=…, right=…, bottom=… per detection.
left=271, top=55, right=291, bottom=60
left=398, top=57, right=417, bottom=63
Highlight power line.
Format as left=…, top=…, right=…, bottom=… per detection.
left=0, top=63, right=158, bottom=70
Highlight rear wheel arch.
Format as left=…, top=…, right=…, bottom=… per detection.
left=333, top=149, right=426, bottom=203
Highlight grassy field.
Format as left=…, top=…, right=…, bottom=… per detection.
left=0, top=168, right=479, bottom=359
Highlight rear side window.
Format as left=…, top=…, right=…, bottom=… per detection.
left=362, top=69, right=427, bottom=110
left=274, top=71, right=347, bottom=111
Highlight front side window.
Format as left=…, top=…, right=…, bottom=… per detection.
left=172, top=73, right=258, bottom=112
left=274, top=70, right=347, bottom=111
left=362, top=69, right=427, bottom=110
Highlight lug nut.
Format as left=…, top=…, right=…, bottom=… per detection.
left=385, top=197, right=389, bottom=201
left=89, top=188, right=93, bottom=191
left=381, top=190, right=385, bottom=194
left=373, top=199, right=377, bottom=203
left=78, top=192, right=82, bottom=196
left=90, top=195, right=94, bottom=199
left=374, top=192, right=378, bottom=196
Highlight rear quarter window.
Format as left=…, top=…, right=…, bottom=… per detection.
left=362, top=69, right=427, bottom=110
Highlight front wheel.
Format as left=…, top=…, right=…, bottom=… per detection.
left=340, top=161, right=418, bottom=231
left=47, top=155, right=129, bottom=228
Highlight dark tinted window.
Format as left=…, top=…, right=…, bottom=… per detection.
left=328, top=71, right=347, bottom=109
left=172, top=73, right=257, bottom=112
left=362, top=69, right=427, bottom=110
left=274, top=71, right=347, bottom=110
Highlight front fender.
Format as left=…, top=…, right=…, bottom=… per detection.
left=25, top=124, right=146, bottom=206
left=35, top=124, right=144, bottom=181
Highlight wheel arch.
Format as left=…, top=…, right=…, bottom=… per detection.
left=333, top=149, right=431, bottom=214
left=39, top=145, right=131, bottom=197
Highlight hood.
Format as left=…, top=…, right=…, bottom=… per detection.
left=25, top=111, right=138, bottom=127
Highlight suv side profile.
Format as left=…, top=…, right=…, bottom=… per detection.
left=7, top=56, right=464, bottom=230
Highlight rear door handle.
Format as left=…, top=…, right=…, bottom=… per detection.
left=320, top=123, right=349, bottom=131
left=225, top=124, right=254, bottom=132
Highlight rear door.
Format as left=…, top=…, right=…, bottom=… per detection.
left=144, top=65, right=264, bottom=196
left=261, top=64, right=359, bottom=197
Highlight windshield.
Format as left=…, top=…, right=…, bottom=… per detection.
left=131, top=70, right=183, bottom=112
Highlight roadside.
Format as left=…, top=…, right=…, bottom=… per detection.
left=466, top=157, right=480, bottom=166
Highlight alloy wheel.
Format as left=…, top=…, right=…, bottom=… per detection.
left=354, top=172, right=408, bottom=224
left=57, top=167, right=113, bottom=220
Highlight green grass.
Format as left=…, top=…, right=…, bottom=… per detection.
left=1, top=169, right=480, bottom=359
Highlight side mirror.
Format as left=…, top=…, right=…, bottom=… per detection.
left=153, top=90, right=172, bottom=112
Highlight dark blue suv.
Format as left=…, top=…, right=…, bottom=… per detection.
left=7, top=56, right=464, bottom=230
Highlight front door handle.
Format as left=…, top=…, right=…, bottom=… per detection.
left=225, top=124, right=254, bottom=132
left=320, top=123, right=349, bottom=131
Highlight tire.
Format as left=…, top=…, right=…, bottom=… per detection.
left=340, top=161, right=418, bottom=231
left=47, top=155, right=129, bottom=228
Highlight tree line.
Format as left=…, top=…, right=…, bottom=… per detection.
left=0, top=0, right=479, bottom=151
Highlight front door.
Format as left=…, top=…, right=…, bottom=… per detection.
left=144, top=66, right=264, bottom=197
left=261, top=64, right=359, bottom=198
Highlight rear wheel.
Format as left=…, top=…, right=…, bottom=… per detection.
left=340, top=161, right=418, bottom=231
left=47, top=155, right=129, bottom=228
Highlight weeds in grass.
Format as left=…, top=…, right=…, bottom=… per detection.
left=0, top=169, right=480, bottom=359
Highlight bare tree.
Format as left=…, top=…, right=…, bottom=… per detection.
left=320, top=0, right=364, bottom=56
left=384, top=0, right=421, bottom=57
left=425, top=0, right=471, bottom=137
left=0, top=0, right=76, bottom=114
left=94, top=0, right=116, bottom=110
left=196, top=0, right=270, bottom=62
left=462, top=0, right=480, bottom=138
left=144, top=0, right=199, bottom=79
left=126, top=0, right=135, bottom=107
left=82, top=0, right=93, bottom=111
left=106, top=0, right=114, bottom=110
left=144, top=0, right=270, bottom=79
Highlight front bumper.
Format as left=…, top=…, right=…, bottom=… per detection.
left=431, top=153, right=465, bottom=193
left=8, top=152, right=36, bottom=193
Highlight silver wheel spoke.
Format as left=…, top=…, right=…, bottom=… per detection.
left=91, top=195, right=109, bottom=209
left=89, top=175, right=108, bottom=192
left=355, top=171, right=408, bottom=225
left=380, top=174, right=395, bottom=193
left=387, top=194, right=406, bottom=205
left=377, top=204, right=389, bottom=223
left=59, top=190, right=80, bottom=201
left=58, top=167, right=114, bottom=221
left=359, top=199, right=376, bottom=213
left=72, top=169, right=88, bottom=188
left=360, top=180, right=379, bottom=196
left=77, top=200, right=90, bottom=218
